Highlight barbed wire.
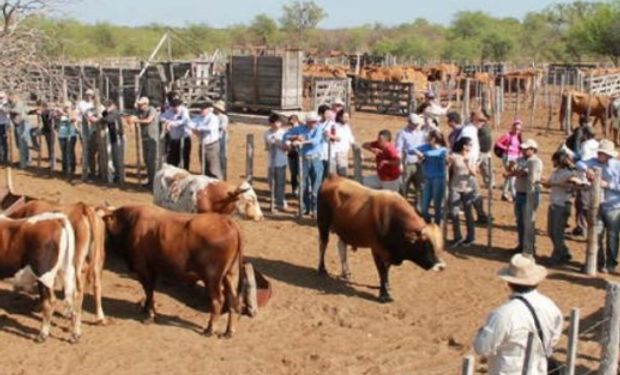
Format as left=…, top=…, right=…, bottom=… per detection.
left=578, top=316, right=611, bottom=338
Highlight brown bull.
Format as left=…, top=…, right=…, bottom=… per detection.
left=9, top=200, right=107, bottom=338
left=559, top=90, right=617, bottom=131
left=101, top=205, right=243, bottom=337
left=317, top=176, right=445, bottom=302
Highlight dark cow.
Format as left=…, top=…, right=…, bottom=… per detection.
left=9, top=200, right=107, bottom=337
left=0, top=212, right=78, bottom=342
left=317, top=176, right=445, bottom=302
left=100, top=205, right=243, bottom=337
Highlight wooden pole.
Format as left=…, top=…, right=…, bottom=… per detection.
left=515, top=77, right=521, bottom=117
left=566, top=307, right=580, bottom=375
left=442, top=161, right=449, bottom=241
left=523, top=189, right=536, bottom=256
left=585, top=167, right=602, bottom=276
left=353, top=144, right=363, bottom=184
left=269, top=144, right=275, bottom=214
left=564, top=92, right=572, bottom=136
left=494, top=85, right=501, bottom=129
left=245, top=133, right=254, bottom=184
left=461, top=355, right=474, bottom=375
left=118, top=68, right=124, bottom=112
left=522, top=331, right=535, bottom=375
left=297, top=146, right=304, bottom=219
left=134, top=123, right=143, bottom=186
left=463, top=78, right=471, bottom=120
left=487, top=156, right=493, bottom=250
left=599, top=282, right=620, bottom=375
left=500, top=76, right=505, bottom=113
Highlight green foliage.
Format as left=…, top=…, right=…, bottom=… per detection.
left=566, top=1, right=620, bottom=64
left=249, top=14, right=279, bottom=46
left=280, top=0, right=327, bottom=46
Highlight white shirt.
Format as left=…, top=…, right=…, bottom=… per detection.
left=396, top=126, right=429, bottom=164
left=264, top=128, right=288, bottom=168
left=330, top=123, right=355, bottom=154
left=320, top=121, right=335, bottom=160
left=0, top=100, right=9, bottom=125
left=424, top=100, right=449, bottom=124
left=194, top=111, right=221, bottom=145
left=218, top=113, right=229, bottom=135
left=580, top=139, right=599, bottom=162
left=474, top=290, right=563, bottom=375
left=76, top=100, right=94, bottom=116
left=458, top=123, right=480, bottom=166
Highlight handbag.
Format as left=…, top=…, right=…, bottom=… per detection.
left=493, top=143, right=505, bottom=158
left=513, top=296, right=562, bottom=374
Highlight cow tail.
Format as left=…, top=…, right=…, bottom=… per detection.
left=60, top=216, right=77, bottom=305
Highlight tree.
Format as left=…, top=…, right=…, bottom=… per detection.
left=249, top=14, right=279, bottom=46
left=567, top=1, right=620, bottom=65
left=280, top=0, right=327, bottom=46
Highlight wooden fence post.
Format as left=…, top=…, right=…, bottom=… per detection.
left=599, top=282, right=620, bottom=375
left=585, top=167, right=602, bottom=276
left=245, top=133, right=254, bottom=183
left=442, top=162, right=449, bottom=241
left=463, top=78, right=471, bottom=120
left=353, top=144, right=363, bottom=184
left=500, top=76, right=505, bottom=113
left=563, top=92, right=572, bottom=136
left=134, top=123, right=143, bottom=186
left=522, top=331, right=535, bottom=375
left=566, top=307, right=580, bottom=375
left=269, top=144, right=276, bottom=214
left=461, top=355, right=475, bottom=375
left=523, top=189, right=536, bottom=256
left=297, top=147, right=304, bottom=219
left=487, top=156, right=493, bottom=250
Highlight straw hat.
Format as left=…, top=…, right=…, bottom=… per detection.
left=408, top=113, right=424, bottom=125
left=305, top=111, right=320, bottom=123
left=520, top=139, right=539, bottom=150
left=136, top=97, right=150, bottom=106
left=213, top=100, right=226, bottom=113
left=498, top=254, right=548, bottom=286
left=597, top=139, right=618, bottom=158
left=333, top=98, right=345, bottom=106
left=85, top=89, right=95, bottom=96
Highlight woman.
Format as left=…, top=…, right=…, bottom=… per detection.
left=495, top=119, right=523, bottom=201
left=449, top=137, right=477, bottom=247
left=57, top=101, right=79, bottom=178
left=414, top=130, right=448, bottom=224
left=331, top=110, right=355, bottom=177
left=287, top=114, right=301, bottom=196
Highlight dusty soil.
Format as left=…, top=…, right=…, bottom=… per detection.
left=0, top=107, right=616, bottom=375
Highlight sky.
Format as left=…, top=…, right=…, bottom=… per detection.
left=59, top=0, right=576, bottom=28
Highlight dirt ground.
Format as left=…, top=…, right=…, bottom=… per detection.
left=0, top=108, right=617, bottom=375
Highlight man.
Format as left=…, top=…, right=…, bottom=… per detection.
left=577, top=139, right=620, bottom=273
left=133, top=97, right=159, bottom=188
left=317, top=104, right=333, bottom=178
left=420, top=91, right=451, bottom=127
left=284, top=112, right=325, bottom=218
left=33, top=100, right=55, bottom=169
left=214, top=101, right=229, bottom=179
left=474, top=254, right=563, bottom=375
left=193, top=102, right=223, bottom=179
left=362, top=129, right=402, bottom=192
left=446, top=111, right=463, bottom=150
left=510, top=139, right=543, bottom=254
left=101, top=100, right=124, bottom=183
left=396, top=113, right=428, bottom=207
left=77, top=89, right=103, bottom=179
left=331, top=97, right=346, bottom=114
left=458, top=110, right=489, bottom=224
left=0, top=91, right=10, bottom=163
left=161, top=97, right=192, bottom=170
left=7, top=93, right=30, bottom=169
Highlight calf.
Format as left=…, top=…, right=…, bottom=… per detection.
left=101, top=205, right=243, bottom=337
left=0, top=213, right=78, bottom=342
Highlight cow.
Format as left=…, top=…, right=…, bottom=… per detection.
left=8, top=200, right=107, bottom=336
left=317, top=176, right=445, bottom=302
left=0, top=212, right=78, bottom=343
left=560, top=90, right=619, bottom=132
left=99, top=205, right=243, bottom=337
left=153, top=164, right=263, bottom=221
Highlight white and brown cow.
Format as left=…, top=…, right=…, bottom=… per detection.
left=153, top=164, right=263, bottom=221
left=0, top=212, right=78, bottom=343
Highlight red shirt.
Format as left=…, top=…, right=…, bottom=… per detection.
left=370, top=141, right=401, bottom=181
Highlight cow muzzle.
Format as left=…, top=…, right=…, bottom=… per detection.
left=431, top=260, right=446, bottom=272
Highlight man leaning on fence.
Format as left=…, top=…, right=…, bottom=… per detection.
left=7, top=92, right=30, bottom=169
left=474, top=254, right=563, bottom=375
left=133, top=97, right=159, bottom=188
left=193, top=102, right=223, bottom=179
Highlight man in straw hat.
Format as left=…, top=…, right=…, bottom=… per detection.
left=508, top=138, right=543, bottom=254
left=396, top=113, right=428, bottom=209
left=133, top=96, right=159, bottom=188
left=474, top=254, right=563, bottom=375
left=576, top=139, right=620, bottom=273
left=193, top=101, right=224, bottom=179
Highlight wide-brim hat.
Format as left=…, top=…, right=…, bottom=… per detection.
left=408, top=113, right=424, bottom=126
left=597, top=139, right=619, bottom=158
left=520, top=139, right=538, bottom=150
left=213, top=100, right=226, bottom=113
left=305, top=111, right=320, bottom=122
left=333, top=98, right=345, bottom=106
left=498, top=254, right=547, bottom=286
left=85, top=89, right=95, bottom=96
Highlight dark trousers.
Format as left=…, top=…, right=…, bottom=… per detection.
left=199, top=141, right=222, bottom=179
left=167, top=136, right=191, bottom=170
left=515, top=191, right=540, bottom=251
left=0, top=124, right=8, bottom=163
left=41, top=130, right=55, bottom=169
left=450, top=190, right=475, bottom=242
left=142, top=137, right=157, bottom=185
left=59, top=136, right=77, bottom=176
left=288, top=152, right=299, bottom=193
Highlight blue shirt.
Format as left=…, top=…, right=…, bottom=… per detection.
left=577, top=158, right=620, bottom=212
left=161, top=106, right=192, bottom=140
left=417, top=145, right=448, bottom=179
left=283, top=123, right=324, bottom=158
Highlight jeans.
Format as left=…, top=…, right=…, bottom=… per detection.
left=15, top=122, right=30, bottom=169
left=574, top=189, right=588, bottom=232
left=502, top=156, right=517, bottom=199
left=479, top=152, right=494, bottom=188
left=421, top=177, right=445, bottom=224
left=142, top=137, right=157, bottom=185
left=110, top=137, right=125, bottom=183
left=288, top=152, right=300, bottom=194
left=29, top=127, right=40, bottom=150
left=268, top=165, right=287, bottom=208
left=302, top=156, right=324, bottom=213
left=450, top=190, right=475, bottom=242
left=59, top=136, right=77, bottom=176
left=401, top=163, right=425, bottom=209
left=199, top=141, right=222, bottom=179
left=0, top=124, right=8, bottom=163
left=602, top=208, right=620, bottom=269
left=548, top=203, right=571, bottom=260
left=515, top=191, right=540, bottom=251
left=41, top=129, right=55, bottom=169
left=167, top=136, right=192, bottom=170
left=219, top=133, right=228, bottom=180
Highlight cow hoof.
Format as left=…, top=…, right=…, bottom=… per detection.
left=34, top=334, right=47, bottom=344
left=95, top=318, right=109, bottom=326
left=203, top=328, right=215, bottom=337
left=340, top=272, right=352, bottom=281
left=219, top=331, right=234, bottom=339
left=69, top=334, right=81, bottom=344
left=142, top=316, right=155, bottom=325
left=378, top=294, right=394, bottom=304
left=317, top=268, right=327, bottom=276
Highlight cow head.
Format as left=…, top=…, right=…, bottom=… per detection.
left=385, top=220, right=445, bottom=271
left=230, top=179, right=263, bottom=221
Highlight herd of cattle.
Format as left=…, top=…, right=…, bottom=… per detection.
left=0, top=164, right=445, bottom=343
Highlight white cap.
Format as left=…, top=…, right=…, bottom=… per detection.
left=85, top=89, right=95, bottom=96
left=408, top=113, right=423, bottom=125
left=305, top=111, right=320, bottom=122
left=520, top=139, right=538, bottom=150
